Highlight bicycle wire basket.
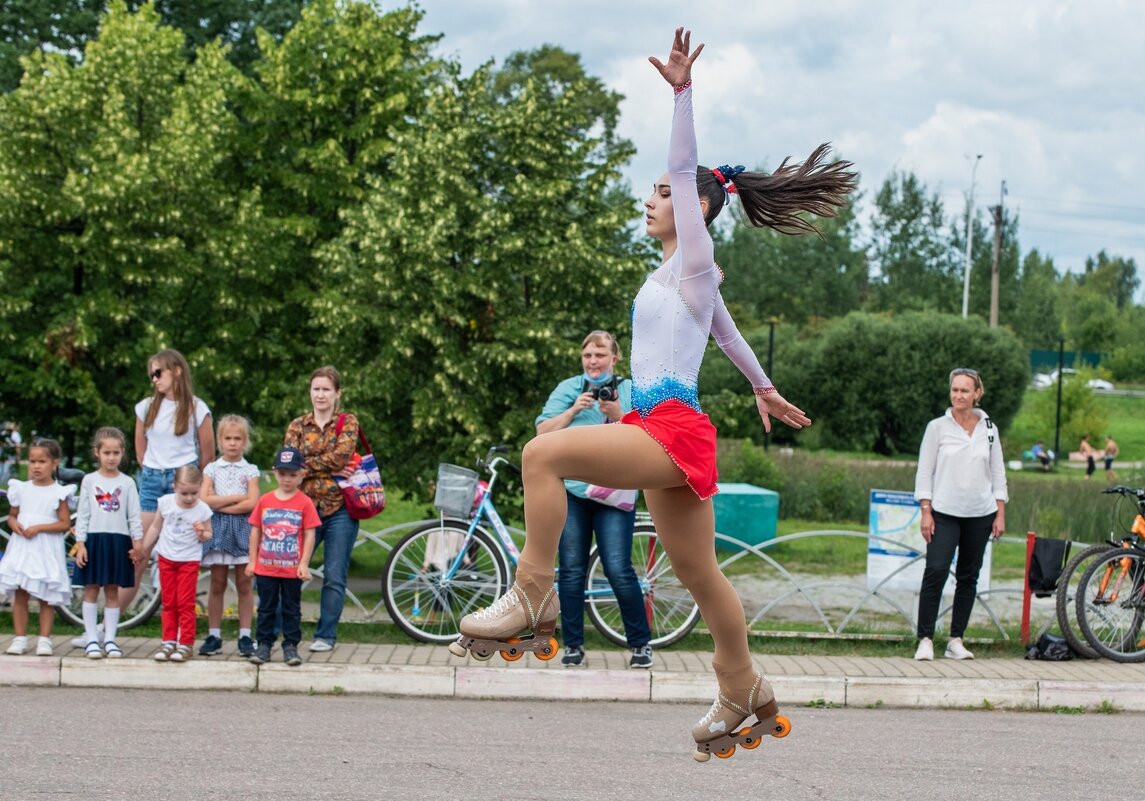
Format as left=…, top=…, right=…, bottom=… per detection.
left=434, top=463, right=480, bottom=519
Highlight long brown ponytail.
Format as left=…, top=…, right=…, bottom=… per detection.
left=697, top=144, right=857, bottom=235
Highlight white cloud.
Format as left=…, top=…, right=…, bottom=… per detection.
left=419, top=0, right=1145, bottom=281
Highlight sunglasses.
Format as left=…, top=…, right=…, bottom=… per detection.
left=150, top=368, right=164, bottom=380
left=949, top=367, right=982, bottom=386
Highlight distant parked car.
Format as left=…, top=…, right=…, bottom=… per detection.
left=1039, top=368, right=1114, bottom=391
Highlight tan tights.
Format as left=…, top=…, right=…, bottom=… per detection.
left=518, top=424, right=757, bottom=701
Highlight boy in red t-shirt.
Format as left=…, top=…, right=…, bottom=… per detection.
left=246, top=447, right=320, bottom=666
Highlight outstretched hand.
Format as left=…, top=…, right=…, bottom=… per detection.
left=648, top=27, right=704, bottom=87
left=755, top=391, right=811, bottom=434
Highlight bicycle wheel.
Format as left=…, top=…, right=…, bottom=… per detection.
left=1076, top=547, right=1145, bottom=662
left=382, top=520, right=510, bottom=644
left=585, top=521, right=701, bottom=648
left=1054, top=541, right=1114, bottom=659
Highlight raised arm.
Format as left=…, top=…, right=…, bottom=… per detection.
left=650, top=28, right=714, bottom=282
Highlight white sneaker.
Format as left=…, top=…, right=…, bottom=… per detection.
left=6, top=636, right=28, bottom=655
left=35, top=637, right=53, bottom=656
left=944, top=638, right=975, bottom=660
left=914, top=637, right=934, bottom=661
left=308, top=639, right=334, bottom=652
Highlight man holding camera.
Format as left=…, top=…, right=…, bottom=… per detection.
left=535, top=330, right=653, bottom=669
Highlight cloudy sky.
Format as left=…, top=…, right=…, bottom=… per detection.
left=418, top=0, right=1144, bottom=288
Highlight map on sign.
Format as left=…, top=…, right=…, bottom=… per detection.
left=866, top=489, right=926, bottom=591
left=869, top=490, right=923, bottom=557
left=866, top=489, right=991, bottom=593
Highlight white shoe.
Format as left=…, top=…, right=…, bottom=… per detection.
left=308, top=639, right=334, bottom=653
left=35, top=637, right=53, bottom=656
left=914, top=637, right=934, bottom=661
left=6, top=636, right=28, bottom=655
left=944, top=638, right=975, bottom=660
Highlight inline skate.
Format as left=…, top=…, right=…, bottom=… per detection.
left=693, top=674, right=791, bottom=761
left=447, top=583, right=560, bottom=662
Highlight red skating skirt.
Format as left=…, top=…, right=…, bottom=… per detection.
left=621, top=399, right=719, bottom=501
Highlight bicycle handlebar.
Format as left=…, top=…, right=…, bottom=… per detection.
left=1102, top=485, right=1145, bottom=498
left=477, top=446, right=521, bottom=477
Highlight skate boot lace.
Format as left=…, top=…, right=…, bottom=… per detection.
left=473, top=587, right=520, bottom=621
left=697, top=679, right=757, bottom=728
left=698, top=696, right=725, bottom=729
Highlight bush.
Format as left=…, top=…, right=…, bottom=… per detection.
left=717, top=440, right=784, bottom=489
left=1105, top=344, right=1145, bottom=383
left=1021, top=370, right=1108, bottom=448
left=778, top=312, right=1029, bottom=454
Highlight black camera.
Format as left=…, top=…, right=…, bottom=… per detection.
left=584, top=376, right=620, bottom=402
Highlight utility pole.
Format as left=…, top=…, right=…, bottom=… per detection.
left=989, top=180, right=1006, bottom=328
left=961, top=154, right=982, bottom=318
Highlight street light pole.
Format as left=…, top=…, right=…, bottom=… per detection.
left=961, top=154, right=983, bottom=319
left=1054, top=336, right=1065, bottom=465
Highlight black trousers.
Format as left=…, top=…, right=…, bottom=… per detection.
left=256, top=575, right=302, bottom=647
left=916, top=510, right=995, bottom=639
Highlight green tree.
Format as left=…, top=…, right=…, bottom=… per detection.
left=0, top=0, right=103, bottom=92
left=1080, top=250, right=1139, bottom=311
left=718, top=201, right=868, bottom=327
left=1010, top=249, right=1063, bottom=348
left=1024, top=370, right=1107, bottom=451
left=780, top=312, right=1028, bottom=454
left=228, top=0, right=444, bottom=441
left=0, top=0, right=306, bottom=92
left=317, top=58, right=649, bottom=488
left=865, top=172, right=960, bottom=314
left=0, top=2, right=277, bottom=456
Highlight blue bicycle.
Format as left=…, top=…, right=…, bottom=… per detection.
left=381, top=446, right=701, bottom=646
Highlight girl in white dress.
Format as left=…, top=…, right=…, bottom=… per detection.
left=1, top=439, right=75, bottom=656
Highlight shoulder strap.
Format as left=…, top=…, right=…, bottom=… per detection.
left=335, top=413, right=372, bottom=455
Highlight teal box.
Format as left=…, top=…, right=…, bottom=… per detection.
left=712, top=482, right=779, bottom=550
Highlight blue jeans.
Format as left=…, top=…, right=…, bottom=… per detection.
left=139, top=465, right=194, bottom=512
left=557, top=492, right=651, bottom=649
left=313, top=507, right=359, bottom=643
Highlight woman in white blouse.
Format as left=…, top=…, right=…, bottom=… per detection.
left=913, top=368, right=1008, bottom=661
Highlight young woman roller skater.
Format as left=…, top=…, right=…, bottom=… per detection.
left=449, top=27, right=856, bottom=761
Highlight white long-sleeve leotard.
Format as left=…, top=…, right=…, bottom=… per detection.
left=629, top=85, right=773, bottom=416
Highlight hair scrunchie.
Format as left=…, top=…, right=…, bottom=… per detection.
left=709, top=164, right=746, bottom=191
left=712, top=164, right=746, bottom=194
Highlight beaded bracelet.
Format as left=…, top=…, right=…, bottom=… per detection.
left=754, top=386, right=777, bottom=396
left=673, top=80, right=692, bottom=95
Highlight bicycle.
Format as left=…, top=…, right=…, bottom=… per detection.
left=1053, top=485, right=1144, bottom=659
left=381, top=446, right=701, bottom=647
left=1074, top=494, right=1145, bottom=662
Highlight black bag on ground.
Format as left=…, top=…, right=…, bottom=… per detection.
left=1025, top=632, right=1074, bottom=661
left=1028, top=538, right=1071, bottom=598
